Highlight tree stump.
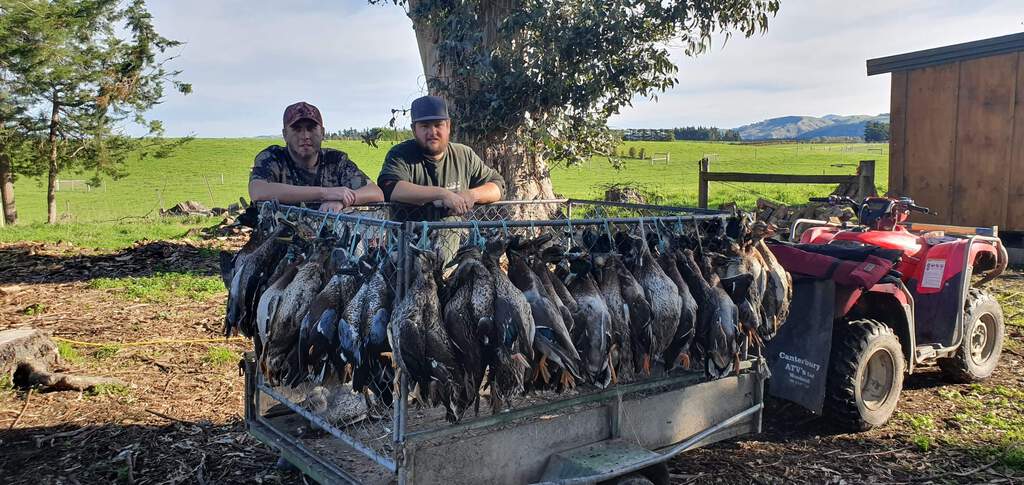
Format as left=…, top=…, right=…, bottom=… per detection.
left=0, top=328, right=125, bottom=391
left=0, top=328, right=59, bottom=379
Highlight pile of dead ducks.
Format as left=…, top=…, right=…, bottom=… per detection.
left=221, top=203, right=793, bottom=424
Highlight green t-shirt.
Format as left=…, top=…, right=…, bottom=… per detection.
left=377, top=139, right=505, bottom=221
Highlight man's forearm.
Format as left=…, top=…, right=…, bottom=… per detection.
left=353, top=183, right=385, bottom=205
left=469, top=182, right=501, bottom=204
left=388, top=181, right=447, bottom=205
left=248, top=180, right=326, bottom=203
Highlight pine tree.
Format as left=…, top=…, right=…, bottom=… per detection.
left=4, top=0, right=191, bottom=223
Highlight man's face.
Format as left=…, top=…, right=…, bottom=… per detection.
left=413, top=119, right=450, bottom=158
left=283, top=119, right=324, bottom=160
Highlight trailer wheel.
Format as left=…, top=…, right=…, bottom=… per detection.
left=825, top=319, right=905, bottom=431
left=939, top=289, right=1004, bottom=383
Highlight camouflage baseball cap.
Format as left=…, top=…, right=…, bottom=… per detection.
left=283, top=101, right=323, bottom=128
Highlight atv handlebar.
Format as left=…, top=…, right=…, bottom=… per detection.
left=809, top=195, right=930, bottom=214
left=907, top=203, right=930, bottom=214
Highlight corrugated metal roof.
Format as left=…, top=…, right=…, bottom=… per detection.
left=866, top=32, right=1024, bottom=76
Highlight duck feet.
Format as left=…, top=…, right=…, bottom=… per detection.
left=607, top=348, right=619, bottom=385
left=533, top=355, right=551, bottom=385
left=559, top=370, right=576, bottom=391
left=679, top=352, right=690, bottom=370
left=642, top=353, right=652, bottom=376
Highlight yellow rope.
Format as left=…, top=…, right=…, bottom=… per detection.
left=53, top=336, right=249, bottom=347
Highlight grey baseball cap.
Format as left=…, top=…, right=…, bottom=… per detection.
left=410, top=96, right=449, bottom=123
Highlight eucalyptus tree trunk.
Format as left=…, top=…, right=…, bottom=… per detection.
left=46, top=90, right=59, bottom=224
left=408, top=0, right=557, bottom=219
left=0, top=150, right=15, bottom=225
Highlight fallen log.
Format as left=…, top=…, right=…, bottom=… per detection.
left=0, top=329, right=127, bottom=392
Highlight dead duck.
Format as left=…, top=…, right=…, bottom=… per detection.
left=223, top=208, right=289, bottom=338
left=255, top=255, right=301, bottom=377
left=441, top=244, right=493, bottom=416
left=506, top=237, right=581, bottom=389
left=529, top=242, right=577, bottom=335
left=756, top=238, right=792, bottom=340
left=617, top=232, right=681, bottom=370
left=293, top=248, right=365, bottom=386
left=609, top=253, right=655, bottom=377
left=350, top=250, right=398, bottom=407
left=480, top=237, right=535, bottom=410
left=265, top=241, right=333, bottom=385
left=678, top=249, right=744, bottom=379
left=657, top=248, right=698, bottom=372
left=562, top=254, right=612, bottom=388
left=390, top=246, right=464, bottom=422
left=591, top=252, right=634, bottom=383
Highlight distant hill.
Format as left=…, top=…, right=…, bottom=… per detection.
left=735, top=114, right=889, bottom=140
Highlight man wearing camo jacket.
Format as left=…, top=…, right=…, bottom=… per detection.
left=248, top=101, right=383, bottom=212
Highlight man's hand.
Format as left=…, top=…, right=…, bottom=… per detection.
left=324, top=186, right=356, bottom=207
left=457, top=190, right=477, bottom=211
left=320, top=201, right=346, bottom=213
left=440, top=189, right=471, bottom=215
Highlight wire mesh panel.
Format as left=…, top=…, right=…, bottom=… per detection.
left=243, top=202, right=406, bottom=474
left=238, top=199, right=749, bottom=483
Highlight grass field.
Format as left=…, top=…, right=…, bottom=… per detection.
left=0, top=139, right=888, bottom=247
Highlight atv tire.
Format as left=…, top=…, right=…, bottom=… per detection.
left=939, top=288, right=1004, bottom=383
left=825, top=319, right=905, bottom=431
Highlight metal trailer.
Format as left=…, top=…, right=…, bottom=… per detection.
left=241, top=199, right=767, bottom=485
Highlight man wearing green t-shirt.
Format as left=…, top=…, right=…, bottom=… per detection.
left=377, top=96, right=505, bottom=222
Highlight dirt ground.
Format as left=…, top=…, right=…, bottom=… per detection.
left=0, top=237, right=1021, bottom=484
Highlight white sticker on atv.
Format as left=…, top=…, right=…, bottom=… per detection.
left=922, top=259, right=946, bottom=289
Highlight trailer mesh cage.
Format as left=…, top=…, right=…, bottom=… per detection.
left=241, top=199, right=763, bottom=484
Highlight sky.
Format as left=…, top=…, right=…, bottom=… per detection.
left=143, top=0, right=1024, bottom=137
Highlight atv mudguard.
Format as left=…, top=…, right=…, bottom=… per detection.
left=906, top=237, right=1005, bottom=348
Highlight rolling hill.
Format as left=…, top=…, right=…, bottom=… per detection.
left=736, top=114, right=889, bottom=140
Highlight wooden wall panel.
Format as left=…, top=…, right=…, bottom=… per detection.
left=952, top=53, right=1018, bottom=228
left=1006, top=52, right=1024, bottom=231
left=888, top=71, right=908, bottom=196
left=904, top=63, right=960, bottom=224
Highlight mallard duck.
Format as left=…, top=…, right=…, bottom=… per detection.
left=618, top=233, right=681, bottom=370
left=591, top=252, right=633, bottom=383
left=562, top=254, right=612, bottom=388
left=293, top=248, right=364, bottom=386
left=223, top=210, right=289, bottom=338
left=657, top=249, right=698, bottom=372
left=678, top=249, right=742, bottom=379
left=390, top=246, right=464, bottom=422
left=265, top=241, right=332, bottom=385
left=610, top=253, right=654, bottom=376
left=756, top=239, right=792, bottom=340
left=255, top=257, right=300, bottom=377
left=349, top=250, right=397, bottom=408
left=479, top=237, right=534, bottom=411
left=506, top=238, right=581, bottom=390
left=441, top=244, right=492, bottom=416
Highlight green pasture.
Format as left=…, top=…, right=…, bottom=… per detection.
left=0, top=139, right=888, bottom=247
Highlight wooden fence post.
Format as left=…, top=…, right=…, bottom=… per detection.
left=698, top=157, right=710, bottom=209
left=857, top=160, right=876, bottom=201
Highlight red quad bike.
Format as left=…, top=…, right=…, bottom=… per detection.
left=770, top=195, right=1008, bottom=431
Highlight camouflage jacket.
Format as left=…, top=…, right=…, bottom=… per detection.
left=249, top=145, right=370, bottom=193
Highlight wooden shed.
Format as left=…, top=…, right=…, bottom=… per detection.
left=867, top=32, right=1024, bottom=232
